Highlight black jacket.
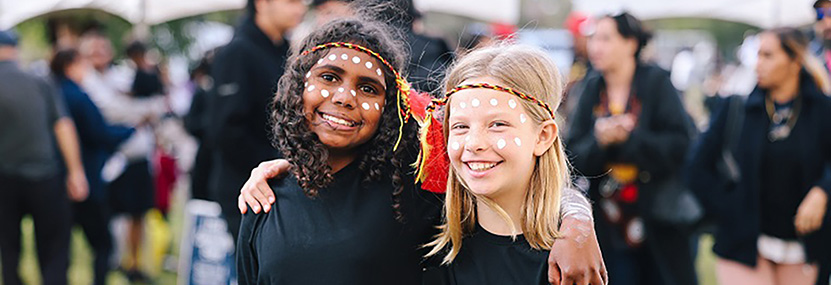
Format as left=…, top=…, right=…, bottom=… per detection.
left=687, top=72, right=831, bottom=267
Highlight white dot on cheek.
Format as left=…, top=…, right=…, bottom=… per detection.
left=490, top=98, right=498, bottom=106
left=471, top=99, right=480, bottom=107
left=350, top=90, right=356, bottom=97
left=365, top=61, right=373, bottom=69
left=520, top=113, right=527, bottom=123
left=305, top=82, right=308, bottom=87
left=465, top=135, right=470, bottom=142
left=362, top=102, right=370, bottom=110
left=320, top=89, right=329, bottom=98
left=341, top=54, right=348, bottom=60
left=508, top=99, right=517, bottom=109
left=514, top=137, right=522, bottom=146
left=328, top=54, right=336, bottom=61
left=497, top=139, right=506, bottom=149
left=374, top=102, right=380, bottom=110
left=352, top=56, right=361, bottom=64
left=308, top=85, right=316, bottom=92
left=451, top=141, right=460, bottom=150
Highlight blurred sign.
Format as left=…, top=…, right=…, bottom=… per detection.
left=178, top=199, right=236, bottom=285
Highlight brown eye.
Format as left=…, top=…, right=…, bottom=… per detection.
left=321, top=73, right=338, bottom=82
left=360, top=85, right=379, bottom=95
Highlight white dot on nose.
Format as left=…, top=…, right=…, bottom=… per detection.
left=490, top=98, right=498, bottom=106
left=338, top=87, right=344, bottom=93
left=451, top=141, right=460, bottom=150
left=362, top=102, right=371, bottom=110
left=514, top=137, right=521, bottom=146
left=321, top=89, right=329, bottom=98
left=497, top=139, right=506, bottom=149
left=508, top=99, right=517, bottom=109
left=352, top=56, right=361, bottom=64
left=365, top=61, right=373, bottom=69
left=328, top=54, right=336, bottom=61
left=471, top=99, right=480, bottom=107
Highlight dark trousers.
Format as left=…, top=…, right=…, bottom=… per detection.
left=73, top=195, right=113, bottom=285
left=0, top=173, right=72, bottom=285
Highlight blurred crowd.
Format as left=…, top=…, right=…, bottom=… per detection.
left=1, top=0, right=830, bottom=284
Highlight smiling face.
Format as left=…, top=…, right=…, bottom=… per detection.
left=446, top=77, right=548, bottom=201
left=302, top=47, right=388, bottom=154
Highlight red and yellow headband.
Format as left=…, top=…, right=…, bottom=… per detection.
left=300, top=42, right=413, bottom=150
left=413, top=83, right=556, bottom=193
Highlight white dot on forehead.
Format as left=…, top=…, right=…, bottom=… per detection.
left=365, top=61, right=373, bottom=69
left=362, top=102, right=371, bottom=110
left=509, top=99, right=517, bottom=109
left=514, top=137, right=522, bottom=146
left=376, top=68, right=382, bottom=76
left=317, top=58, right=324, bottom=64
left=328, top=54, right=337, bottom=61
left=520, top=113, right=527, bottom=123
left=305, top=72, right=311, bottom=78
left=320, top=89, right=330, bottom=98
left=451, top=141, right=460, bottom=150
left=338, top=87, right=344, bottom=93
left=471, top=98, right=480, bottom=107
left=497, top=139, right=506, bottom=149
left=308, top=85, right=316, bottom=91
left=374, top=102, right=380, bottom=110
left=352, top=56, right=361, bottom=64
left=304, top=82, right=308, bottom=87
left=490, top=98, right=498, bottom=106
left=350, top=90, right=356, bottom=97
left=460, top=102, right=467, bottom=109
left=341, top=54, right=348, bottom=60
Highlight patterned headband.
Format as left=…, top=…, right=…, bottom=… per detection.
left=301, top=42, right=412, bottom=150
left=430, top=83, right=555, bottom=119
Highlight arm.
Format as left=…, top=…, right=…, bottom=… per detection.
left=236, top=213, right=260, bottom=284
left=53, top=118, right=89, bottom=202
left=67, top=94, right=134, bottom=151
left=548, top=187, right=607, bottom=285
left=794, top=102, right=831, bottom=235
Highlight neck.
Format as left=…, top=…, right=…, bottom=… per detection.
left=769, top=75, right=800, bottom=103
left=326, top=149, right=356, bottom=173
left=254, top=16, right=285, bottom=43
left=603, top=58, right=636, bottom=88
left=476, top=185, right=527, bottom=236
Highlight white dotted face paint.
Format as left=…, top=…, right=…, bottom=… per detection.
left=465, top=135, right=470, bottom=142
left=490, top=98, right=498, bottom=106
left=317, top=58, right=324, bottom=65
left=514, top=137, right=522, bottom=147
left=306, top=72, right=311, bottom=78
left=471, top=98, right=480, bottom=107
left=352, top=56, right=361, bottom=64
left=304, top=82, right=308, bottom=87
left=497, top=138, right=507, bottom=149
left=365, top=61, right=373, bottom=69
left=374, top=102, right=380, bottom=111
left=320, top=89, right=330, bottom=98
left=376, top=68, right=382, bottom=76
left=362, top=102, right=371, bottom=110
left=338, top=87, right=344, bottom=93
left=341, top=54, right=348, bottom=60
left=328, top=54, right=337, bottom=61
left=308, top=85, right=316, bottom=92
left=350, top=90, right=356, bottom=97
left=508, top=99, right=517, bottom=109
left=520, top=113, right=527, bottom=123
left=460, top=102, right=467, bottom=109
left=451, top=141, right=460, bottom=150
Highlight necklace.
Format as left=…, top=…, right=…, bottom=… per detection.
left=764, top=95, right=802, bottom=142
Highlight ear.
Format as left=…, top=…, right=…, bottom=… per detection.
left=533, top=120, right=558, bottom=156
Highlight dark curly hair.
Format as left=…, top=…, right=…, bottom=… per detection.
left=270, top=18, right=418, bottom=220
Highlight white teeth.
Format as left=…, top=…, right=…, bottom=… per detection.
left=468, top=162, right=497, bottom=171
left=321, top=114, right=355, bottom=127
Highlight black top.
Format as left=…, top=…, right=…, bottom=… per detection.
left=687, top=71, right=831, bottom=266
left=431, top=224, right=549, bottom=285
left=131, top=67, right=165, bottom=98
left=237, top=161, right=443, bottom=285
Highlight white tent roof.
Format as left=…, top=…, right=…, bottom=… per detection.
left=571, top=0, right=816, bottom=28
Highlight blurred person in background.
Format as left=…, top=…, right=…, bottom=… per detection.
left=207, top=0, right=306, bottom=240
left=688, top=27, right=831, bottom=285
left=78, top=31, right=167, bottom=283
left=0, top=30, right=87, bottom=285
left=562, top=11, right=594, bottom=132
left=811, top=0, right=831, bottom=73
left=51, top=48, right=135, bottom=285
left=566, top=12, right=697, bottom=285
left=184, top=52, right=215, bottom=201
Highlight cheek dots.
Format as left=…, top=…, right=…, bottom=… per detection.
left=451, top=141, right=460, bottom=151
left=308, top=85, right=316, bottom=92
left=520, top=113, right=527, bottom=123
left=496, top=138, right=507, bottom=149
left=514, top=137, right=522, bottom=147
left=362, top=102, right=371, bottom=110
left=374, top=102, right=380, bottom=111
left=320, top=89, right=330, bottom=98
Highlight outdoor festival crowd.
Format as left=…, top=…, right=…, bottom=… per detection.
left=2, top=0, right=831, bottom=284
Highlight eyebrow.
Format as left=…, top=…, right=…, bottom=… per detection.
left=313, top=64, right=386, bottom=87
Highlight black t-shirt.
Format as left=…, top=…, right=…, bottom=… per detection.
left=428, top=224, right=549, bottom=285
left=236, top=161, right=443, bottom=284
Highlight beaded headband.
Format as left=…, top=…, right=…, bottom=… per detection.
left=413, top=83, right=556, bottom=191
left=300, top=42, right=412, bottom=150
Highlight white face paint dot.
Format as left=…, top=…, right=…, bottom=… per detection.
left=471, top=98, right=480, bottom=107
left=338, top=87, right=344, bottom=93
left=508, top=99, right=517, bottom=109
left=520, top=113, right=527, bottom=123
left=362, top=102, right=371, bottom=110
left=328, top=54, right=336, bottom=61
left=464, top=135, right=470, bottom=142
left=305, top=72, right=311, bottom=78
left=341, top=54, right=348, bottom=60
left=317, top=58, right=324, bottom=64
left=514, top=137, right=522, bottom=147
left=320, top=89, right=329, bottom=98
left=460, top=102, right=467, bottom=109
left=451, top=141, right=460, bottom=150
left=350, top=90, right=356, bottom=97
left=308, top=85, right=316, bottom=92
left=497, top=139, right=507, bottom=149
left=352, top=56, right=361, bottom=64
left=490, top=98, right=498, bottom=106
left=365, top=61, right=373, bottom=69
left=374, top=102, right=380, bottom=110
left=376, top=68, right=382, bottom=76
left=304, top=82, right=308, bottom=87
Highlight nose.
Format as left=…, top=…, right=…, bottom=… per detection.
left=464, top=129, right=489, bottom=153
left=331, top=85, right=356, bottom=109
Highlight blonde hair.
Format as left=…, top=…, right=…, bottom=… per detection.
left=425, top=44, right=571, bottom=264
